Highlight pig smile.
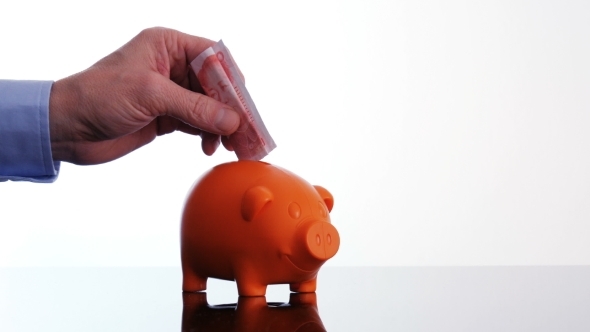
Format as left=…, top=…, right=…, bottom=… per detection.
left=283, top=254, right=316, bottom=273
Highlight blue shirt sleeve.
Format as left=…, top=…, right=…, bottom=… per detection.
left=0, top=80, right=61, bottom=183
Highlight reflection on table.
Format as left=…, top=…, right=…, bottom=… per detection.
left=181, top=292, right=326, bottom=332
left=2, top=267, right=589, bottom=331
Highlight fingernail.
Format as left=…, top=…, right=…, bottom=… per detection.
left=215, top=107, right=240, bottom=133
left=211, top=137, right=221, bottom=153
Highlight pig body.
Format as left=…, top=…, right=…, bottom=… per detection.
left=181, top=161, right=339, bottom=296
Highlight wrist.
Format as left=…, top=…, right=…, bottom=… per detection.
left=49, top=78, right=77, bottom=162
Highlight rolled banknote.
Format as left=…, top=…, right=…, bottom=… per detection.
left=190, top=40, right=276, bottom=160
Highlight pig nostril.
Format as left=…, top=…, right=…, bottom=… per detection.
left=327, top=234, right=332, bottom=245
left=316, top=234, right=321, bottom=245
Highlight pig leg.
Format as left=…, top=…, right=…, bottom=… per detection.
left=290, top=277, right=317, bottom=293
left=182, top=269, right=207, bottom=292
left=236, top=279, right=267, bottom=297
left=234, top=264, right=267, bottom=296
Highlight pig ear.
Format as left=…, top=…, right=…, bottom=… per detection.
left=313, top=185, right=334, bottom=212
left=241, top=186, right=274, bottom=221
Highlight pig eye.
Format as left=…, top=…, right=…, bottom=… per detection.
left=288, top=202, right=301, bottom=219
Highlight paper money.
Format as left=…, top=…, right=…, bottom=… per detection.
left=191, top=40, right=276, bottom=161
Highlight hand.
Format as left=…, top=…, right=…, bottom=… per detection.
left=49, top=27, right=240, bottom=165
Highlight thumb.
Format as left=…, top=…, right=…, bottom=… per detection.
left=153, top=77, right=240, bottom=135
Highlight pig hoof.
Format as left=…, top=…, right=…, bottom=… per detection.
left=183, top=274, right=207, bottom=292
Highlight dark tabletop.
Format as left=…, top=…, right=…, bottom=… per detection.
left=1, top=266, right=589, bottom=331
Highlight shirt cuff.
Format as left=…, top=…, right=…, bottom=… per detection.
left=0, top=80, right=61, bottom=183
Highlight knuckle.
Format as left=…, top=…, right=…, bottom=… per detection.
left=139, top=26, right=166, bottom=38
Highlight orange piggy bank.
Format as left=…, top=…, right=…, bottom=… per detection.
left=181, top=161, right=340, bottom=296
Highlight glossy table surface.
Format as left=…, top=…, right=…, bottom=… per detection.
left=1, top=266, right=589, bottom=331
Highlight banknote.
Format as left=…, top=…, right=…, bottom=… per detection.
left=191, top=40, right=276, bottom=160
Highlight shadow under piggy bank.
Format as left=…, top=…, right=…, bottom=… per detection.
left=181, top=292, right=326, bottom=332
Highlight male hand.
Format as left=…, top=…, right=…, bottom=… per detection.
left=49, top=27, right=240, bottom=165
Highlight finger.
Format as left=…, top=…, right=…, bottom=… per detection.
left=221, top=136, right=233, bottom=151
left=188, top=67, right=206, bottom=94
left=155, top=116, right=179, bottom=136
left=176, top=121, right=203, bottom=136
left=170, top=29, right=245, bottom=83
left=137, top=28, right=215, bottom=87
left=151, top=76, right=240, bottom=136
left=174, top=30, right=216, bottom=65
left=154, top=116, right=203, bottom=136
left=200, top=132, right=221, bottom=156
left=70, top=123, right=158, bottom=165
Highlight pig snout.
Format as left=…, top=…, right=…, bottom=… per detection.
left=288, top=221, right=340, bottom=272
left=300, top=221, right=340, bottom=261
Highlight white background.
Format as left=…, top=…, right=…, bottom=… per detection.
left=0, top=0, right=589, bottom=267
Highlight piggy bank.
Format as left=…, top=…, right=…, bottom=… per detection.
left=181, top=161, right=340, bottom=296
left=181, top=292, right=326, bottom=332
